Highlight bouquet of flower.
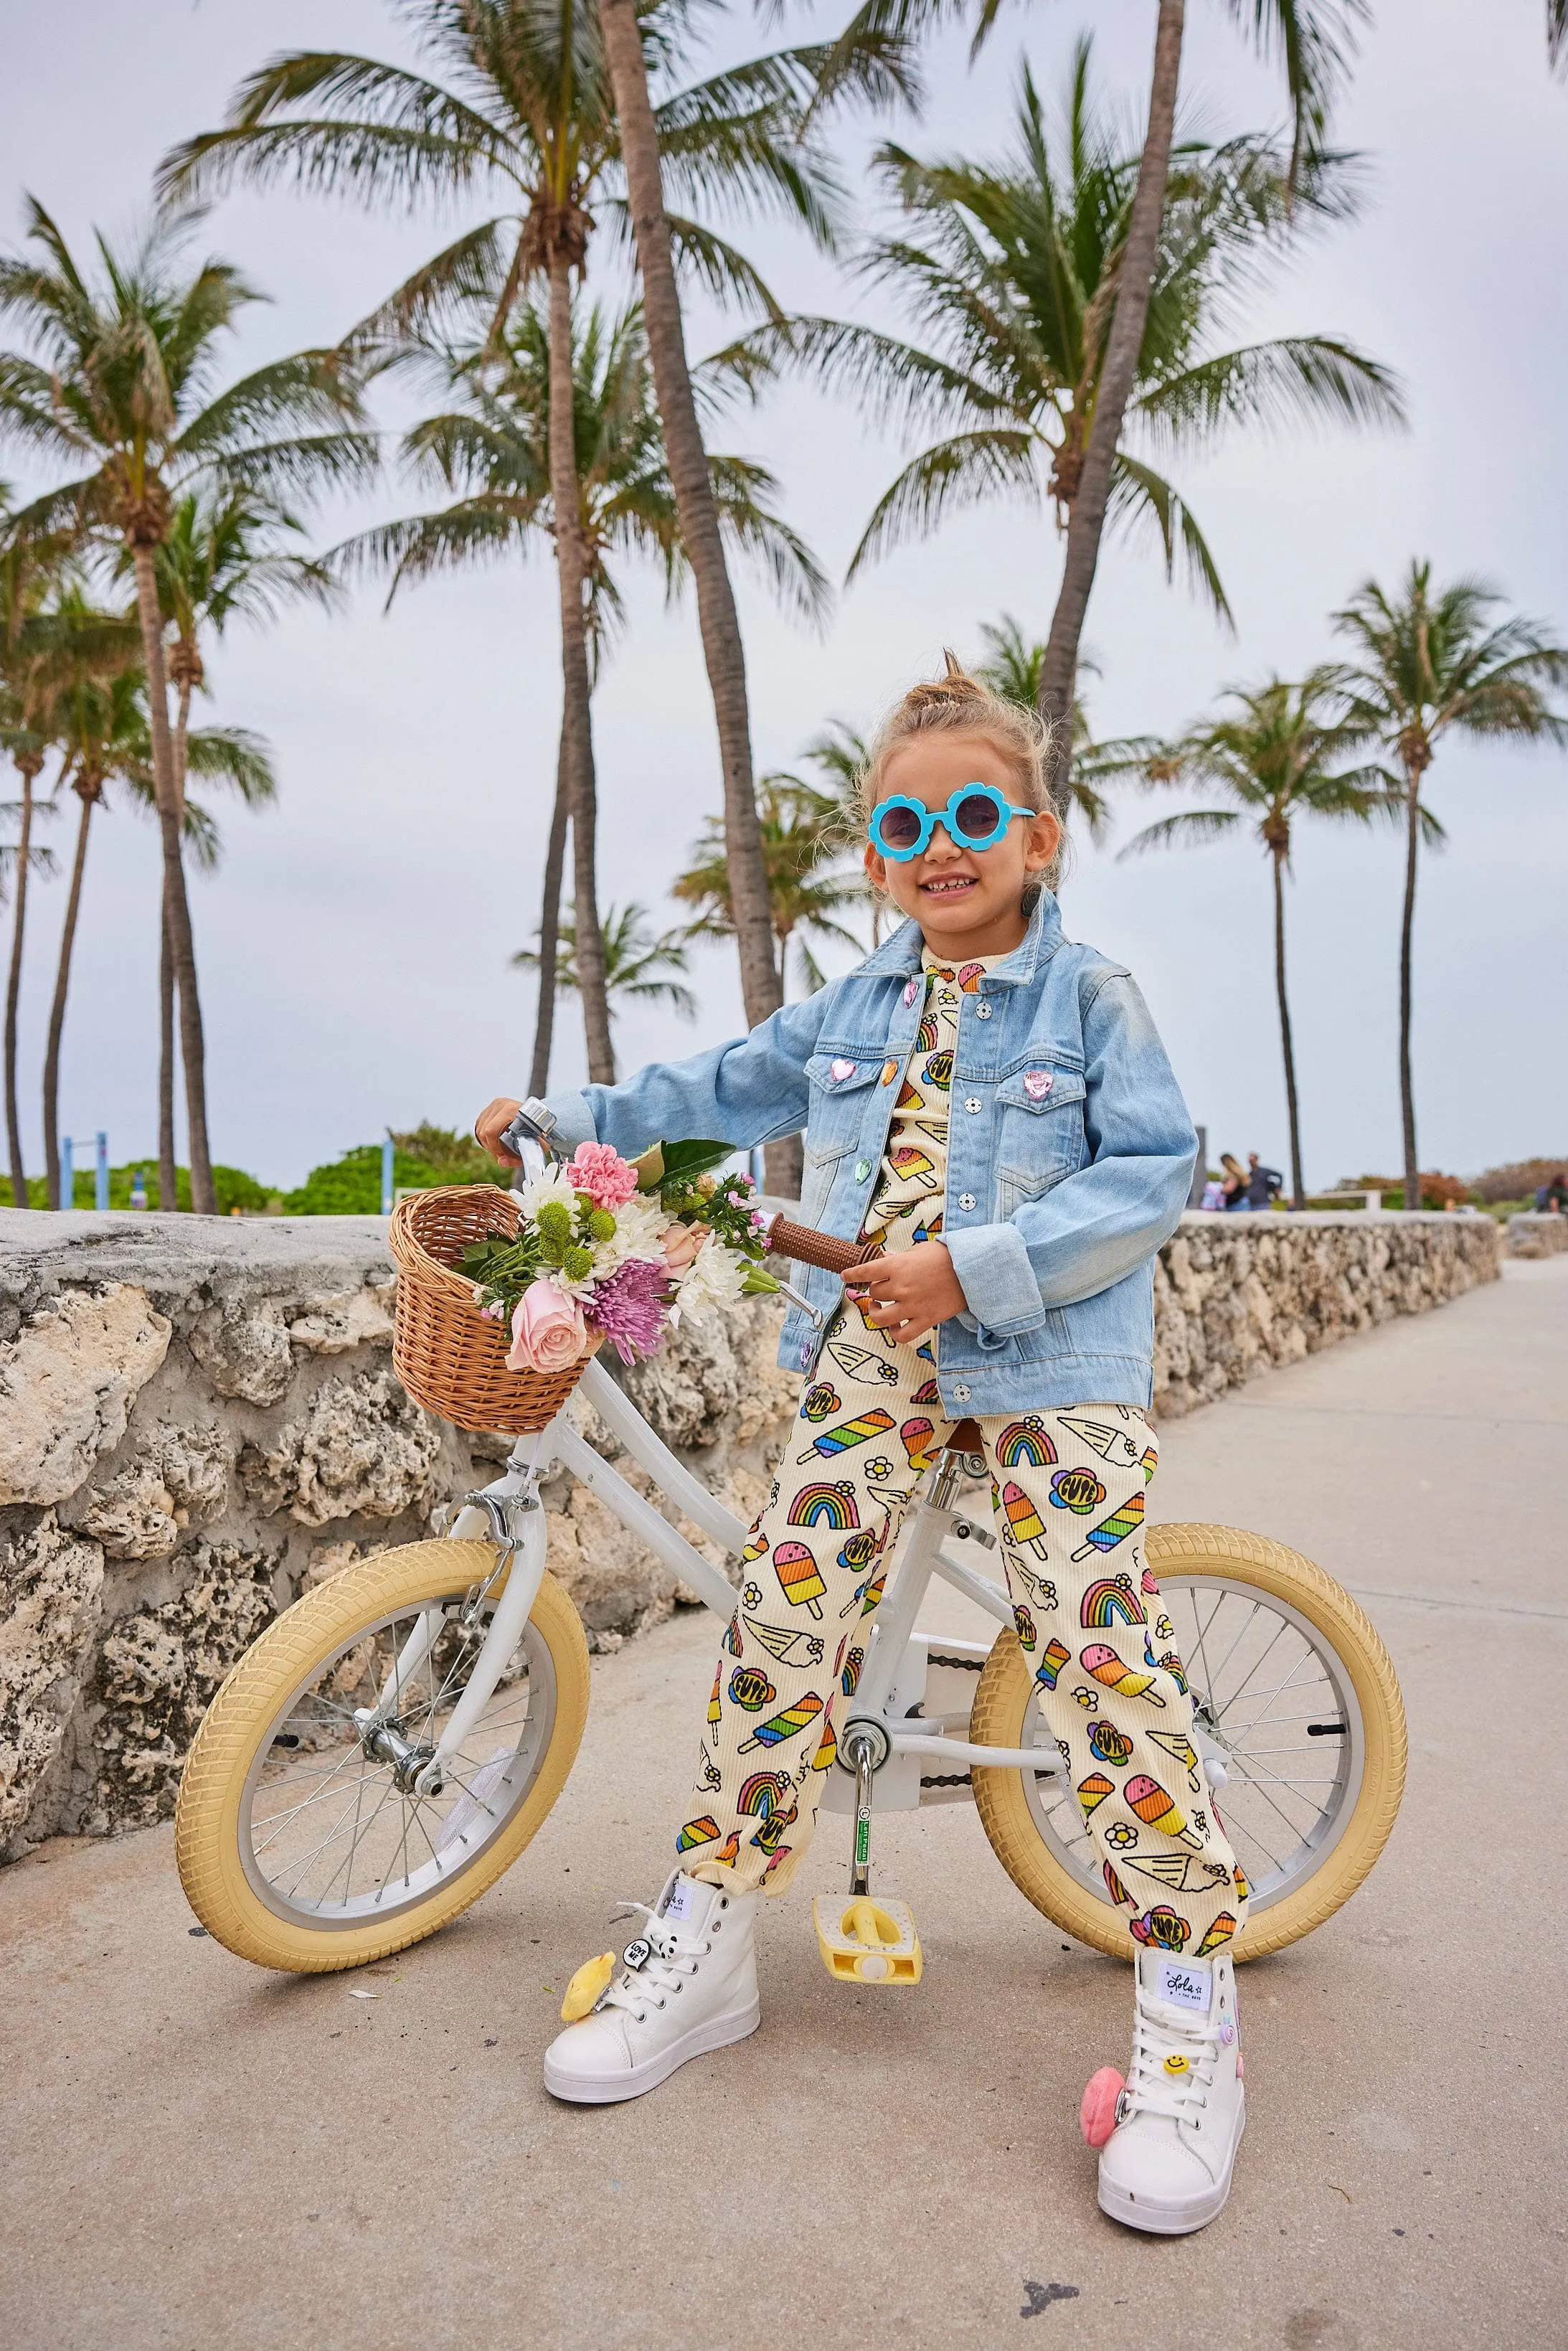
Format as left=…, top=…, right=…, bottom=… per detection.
left=455, top=1138, right=778, bottom=1376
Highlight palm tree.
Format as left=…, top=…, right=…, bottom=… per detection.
left=673, top=778, right=867, bottom=997
left=0, top=202, right=370, bottom=1210
left=159, top=0, right=849, bottom=1132
left=40, top=641, right=275, bottom=1207
left=1331, top=564, right=1568, bottom=1211
left=0, top=529, right=135, bottom=1206
left=818, top=0, right=1369, bottom=812
left=1118, top=672, right=1392, bottom=1207
left=740, top=51, right=1399, bottom=651
left=513, top=898, right=695, bottom=1078
left=335, top=293, right=826, bottom=1087
left=975, top=613, right=1135, bottom=846
left=1551, top=2, right=1567, bottom=72
left=131, top=485, right=335, bottom=1211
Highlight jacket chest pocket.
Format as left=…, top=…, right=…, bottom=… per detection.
left=801, top=1052, right=885, bottom=1217
left=993, top=1065, right=1087, bottom=1218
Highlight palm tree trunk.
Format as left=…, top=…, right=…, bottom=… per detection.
left=1272, top=847, right=1305, bottom=1210
left=595, top=0, right=783, bottom=1049
left=130, top=543, right=214, bottom=1212
left=1398, top=766, right=1422, bottom=1210
left=4, top=755, right=42, bottom=1207
left=42, top=784, right=95, bottom=1211
left=1036, top=0, right=1185, bottom=816
left=157, top=672, right=194, bottom=1211
left=529, top=727, right=572, bottom=1098
left=545, top=250, right=615, bottom=1087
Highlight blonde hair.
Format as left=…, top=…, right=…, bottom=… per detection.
left=855, top=650, right=1062, bottom=887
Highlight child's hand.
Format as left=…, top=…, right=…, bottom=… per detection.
left=841, top=1240, right=965, bottom=1346
left=474, top=1098, right=524, bottom=1164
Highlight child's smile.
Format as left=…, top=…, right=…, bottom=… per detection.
left=864, top=731, right=1061, bottom=957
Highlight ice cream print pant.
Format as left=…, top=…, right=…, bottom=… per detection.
left=678, top=1308, right=1249, bottom=1958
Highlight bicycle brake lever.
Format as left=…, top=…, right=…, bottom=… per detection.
left=771, top=1276, right=824, bottom=1329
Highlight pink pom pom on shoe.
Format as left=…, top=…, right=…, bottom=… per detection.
left=1080, top=2065, right=1125, bottom=2149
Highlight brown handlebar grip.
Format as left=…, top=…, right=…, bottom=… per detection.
left=765, top=1217, right=883, bottom=1278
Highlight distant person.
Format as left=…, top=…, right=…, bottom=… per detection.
left=1219, top=1152, right=1248, bottom=1210
left=1200, top=1177, right=1227, bottom=1211
left=1541, top=1173, right=1568, bottom=1215
left=1245, top=1152, right=1283, bottom=1211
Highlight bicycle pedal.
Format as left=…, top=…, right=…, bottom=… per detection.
left=812, top=1893, right=923, bottom=1985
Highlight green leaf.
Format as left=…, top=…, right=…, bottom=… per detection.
left=656, top=1137, right=737, bottom=1186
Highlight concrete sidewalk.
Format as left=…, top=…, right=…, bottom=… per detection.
left=4, top=1259, right=1564, bottom=2351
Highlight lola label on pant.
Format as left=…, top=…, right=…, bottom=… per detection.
left=678, top=1301, right=1247, bottom=1951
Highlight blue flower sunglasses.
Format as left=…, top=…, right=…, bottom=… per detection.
left=868, top=781, right=1038, bottom=862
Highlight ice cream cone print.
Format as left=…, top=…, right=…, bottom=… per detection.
left=1077, top=1772, right=1116, bottom=1822
left=858, top=1567, right=888, bottom=1616
left=1149, top=1730, right=1199, bottom=1777
left=1233, top=1861, right=1250, bottom=1903
left=738, top=1692, right=825, bottom=1753
left=894, top=1075, right=925, bottom=1111
left=1124, top=1773, right=1188, bottom=1837
left=1196, top=1912, right=1237, bottom=1957
left=1125, top=1852, right=1208, bottom=1892
left=707, top=1669, right=722, bottom=1733
left=742, top=1616, right=826, bottom=1669
left=1080, top=1642, right=1165, bottom=1706
left=1104, top=1861, right=1132, bottom=1906
left=1057, top=1415, right=1140, bottom=1466
left=811, top=1720, right=838, bottom=1773
left=1001, top=1480, right=1051, bottom=1558
left=677, top=1815, right=719, bottom=1852
left=825, top=1339, right=900, bottom=1388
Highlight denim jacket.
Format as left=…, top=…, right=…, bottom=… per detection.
left=543, top=892, right=1196, bottom=1413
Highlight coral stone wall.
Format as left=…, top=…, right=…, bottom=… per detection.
left=1153, top=1210, right=1501, bottom=1417
left=1, top=1205, right=1497, bottom=1855
left=1507, top=1214, right=1568, bottom=1258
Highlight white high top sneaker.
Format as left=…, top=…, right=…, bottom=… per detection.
left=1097, top=1949, right=1245, bottom=2234
left=542, top=1870, right=760, bottom=2105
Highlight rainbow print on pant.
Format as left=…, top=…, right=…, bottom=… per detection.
left=787, top=1480, right=860, bottom=1531
left=1080, top=1573, right=1147, bottom=1629
left=995, top=1418, right=1058, bottom=1470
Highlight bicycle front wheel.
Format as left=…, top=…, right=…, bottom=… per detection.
left=174, top=1539, right=590, bottom=1973
left=970, top=1524, right=1407, bottom=1962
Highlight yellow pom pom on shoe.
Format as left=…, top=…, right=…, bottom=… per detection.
left=560, top=1951, right=615, bottom=2022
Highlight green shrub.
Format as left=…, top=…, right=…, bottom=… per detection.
left=282, top=1135, right=508, bottom=1215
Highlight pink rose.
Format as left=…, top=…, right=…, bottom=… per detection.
left=564, top=1141, right=638, bottom=1211
left=506, top=1279, right=587, bottom=1375
left=661, top=1220, right=707, bottom=1273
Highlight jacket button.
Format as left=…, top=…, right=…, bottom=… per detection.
left=976, top=1002, right=993, bottom=1019
left=964, top=1097, right=981, bottom=1113
left=953, top=1384, right=971, bottom=1403
left=958, top=1192, right=976, bottom=1211
left=855, top=1159, right=872, bottom=1182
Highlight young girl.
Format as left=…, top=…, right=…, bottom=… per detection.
left=476, top=658, right=1246, bottom=2235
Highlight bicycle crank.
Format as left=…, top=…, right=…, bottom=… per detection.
left=812, top=1720, right=923, bottom=1985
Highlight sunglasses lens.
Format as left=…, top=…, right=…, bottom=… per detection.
left=953, top=790, right=1001, bottom=842
left=878, top=804, right=925, bottom=851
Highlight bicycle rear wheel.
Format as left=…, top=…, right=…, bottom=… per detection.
left=970, top=1524, right=1406, bottom=1961
left=175, top=1539, right=590, bottom=1973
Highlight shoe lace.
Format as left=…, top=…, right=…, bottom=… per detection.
left=599, top=1900, right=709, bottom=2022
left=1123, top=1991, right=1220, bottom=2124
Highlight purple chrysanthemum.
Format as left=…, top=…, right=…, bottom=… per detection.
left=588, top=1255, right=670, bottom=1364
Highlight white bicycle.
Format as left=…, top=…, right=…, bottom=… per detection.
left=176, top=1117, right=1407, bottom=1975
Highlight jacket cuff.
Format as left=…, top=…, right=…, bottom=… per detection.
left=944, top=1221, right=1048, bottom=1337
left=540, top=1088, right=598, bottom=1156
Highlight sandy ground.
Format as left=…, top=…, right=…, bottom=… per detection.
left=4, top=1254, right=1564, bottom=2351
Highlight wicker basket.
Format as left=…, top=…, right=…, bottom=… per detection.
left=389, top=1184, right=601, bottom=1435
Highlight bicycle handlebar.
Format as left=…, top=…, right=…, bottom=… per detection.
left=760, top=1213, right=882, bottom=1278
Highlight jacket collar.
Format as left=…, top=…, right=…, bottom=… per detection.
left=855, top=892, right=1064, bottom=986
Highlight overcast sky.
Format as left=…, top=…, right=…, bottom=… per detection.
left=3, top=0, right=1565, bottom=1192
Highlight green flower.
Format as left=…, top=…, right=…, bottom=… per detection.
left=562, top=1244, right=594, bottom=1282
left=535, top=1201, right=572, bottom=1261
left=585, top=1207, right=617, bottom=1243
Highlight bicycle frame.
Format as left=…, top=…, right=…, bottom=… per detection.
left=378, top=1355, right=1065, bottom=1809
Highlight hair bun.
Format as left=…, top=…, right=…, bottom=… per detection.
left=901, top=649, right=986, bottom=716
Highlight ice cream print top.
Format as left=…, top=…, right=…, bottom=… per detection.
left=860, top=948, right=1003, bottom=1255
left=543, top=890, right=1199, bottom=1415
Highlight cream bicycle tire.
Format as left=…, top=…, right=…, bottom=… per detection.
left=175, top=1539, right=590, bottom=1974
left=970, top=1523, right=1407, bottom=1964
